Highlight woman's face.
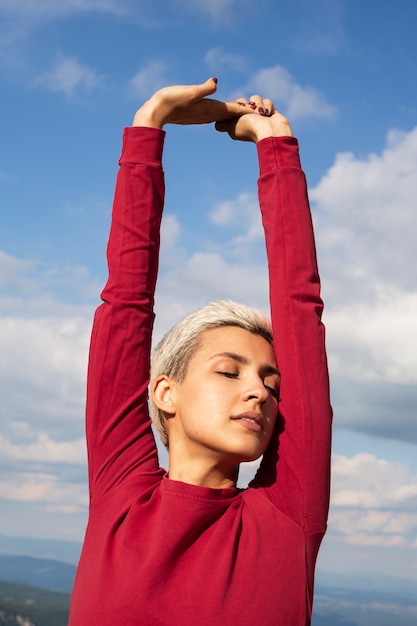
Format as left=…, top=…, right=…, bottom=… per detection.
left=166, top=325, right=280, bottom=465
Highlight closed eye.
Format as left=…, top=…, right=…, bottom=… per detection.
left=217, top=371, right=238, bottom=379
left=265, top=384, right=280, bottom=401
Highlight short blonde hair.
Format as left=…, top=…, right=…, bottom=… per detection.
left=150, top=300, right=272, bottom=448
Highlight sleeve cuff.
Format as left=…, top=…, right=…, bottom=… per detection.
left=119, top=126, right=166, bottom=166
left=257, top=136, right=301, bottom=175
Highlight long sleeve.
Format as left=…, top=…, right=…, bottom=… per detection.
left=86, top=126, right=166, bottom=502
left=253, top=136, right=332, bottom=536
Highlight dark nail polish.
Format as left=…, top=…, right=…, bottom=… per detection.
left=212, top=77, right=218, bottom=84
left=259, top=107, right=265, bottom=114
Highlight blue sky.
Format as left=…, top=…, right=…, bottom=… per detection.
left=1, top=0, right=416, bottom=588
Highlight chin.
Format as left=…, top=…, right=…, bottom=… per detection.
left=244, top=452, right=263, bottom=463
left=230, top=447, right=264, bottom=464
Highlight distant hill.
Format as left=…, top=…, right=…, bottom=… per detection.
left=0, top=537, right=416, bottom=626
left=0, top=580, right=69, bottom=626
left=313, top=570, right=417, bottom=626
left=0, top=555, right=75, bottom=593
left=0, top=609, right=36, bottom=626
left=313, top=590, right=417, bottom=626
left=0, top=535, right=81, bottom=566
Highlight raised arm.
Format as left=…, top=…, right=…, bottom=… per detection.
left=87, top=80, right=256, bottom=501
left=217, top=101, right=332, bottom=531
left=86, top=125, right=165, bottom=501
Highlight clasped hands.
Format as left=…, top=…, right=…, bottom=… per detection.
left=132, top=78, right=293, bottom=143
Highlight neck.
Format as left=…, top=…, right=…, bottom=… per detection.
left=168, top=443, right=239, bottom=489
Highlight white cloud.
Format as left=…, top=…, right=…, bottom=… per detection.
left=161, top=213, right=181, bottom=250
left=130, top=60, right=172, bottom=99
left=0, top=0, right=125, bottom=19
left=33, top=53, right=104, bottom=96
left=0, top=471, right=88, bottom=509
left=0, top=250, right=94, bottom=456
left=309, top=126, right=417, bottom=442
left=154, top=250, right=269, bottom=340
left=153, top=249, right=270, bottom=357
left=330, top=509, right=417, bottom=549
left=0, top=250, right=34, bottom=290
left=312, top=126, right=417, bottom=295
left=0, top=0, right=128, bottom=70
left=178, top=0, right=239, bottom=20
left=332, top=453, right=417, bottom=509
left=210, top=192, right=263, bottom=245
left=205, top=47, right=246, bottom=74
left=326, top=291, right=417, bottom=385
left=153, top=193, right=270, bottom=342
left=329, top=453, right=417, bottom=548
left=0, top=251, right=93, bottom=519
left=0, top=316, right=90, bottom=438
left=0, top=251, right=96, bottom=316
left=236, top=65, right=337, bottom=121
left=0, top=432, right=85, bottom=464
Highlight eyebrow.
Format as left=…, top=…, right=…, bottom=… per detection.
left=209, top=352, right=280, bottom=377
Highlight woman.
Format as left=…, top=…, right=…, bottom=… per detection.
left=69, top=78, right=332, bottom=626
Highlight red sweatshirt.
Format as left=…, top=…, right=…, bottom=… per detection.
left=68, top=127, right=332, bottom=626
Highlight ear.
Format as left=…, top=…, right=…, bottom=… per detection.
left=152, top=375, right=177, bottom=417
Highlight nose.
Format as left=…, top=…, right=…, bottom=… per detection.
left=242, top=374, right=269, bottom=403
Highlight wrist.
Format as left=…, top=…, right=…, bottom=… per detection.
left=132, top=96, right=165, bottom=129
left=254, top=123, right=293, bottom=143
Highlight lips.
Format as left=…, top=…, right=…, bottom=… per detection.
left=231, top=411, right=264, bottom=433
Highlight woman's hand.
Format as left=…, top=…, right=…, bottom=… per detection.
left=215, top=95, right=293, bottom=143
left=132, top=79, right=255, bottom=129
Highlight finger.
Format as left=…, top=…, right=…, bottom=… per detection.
left=249, top=94, right=264, bottom=113
left=188, top=77, right=218, bottom=102
left=235, top=97, right=255, bottom=107
left=249, top=94, right=262, bottom=102
left=223, top=100, right=258, bottom=117
left=262, top=98, right=274, bottom=116
left=158, top=78, right=219, bottom=107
